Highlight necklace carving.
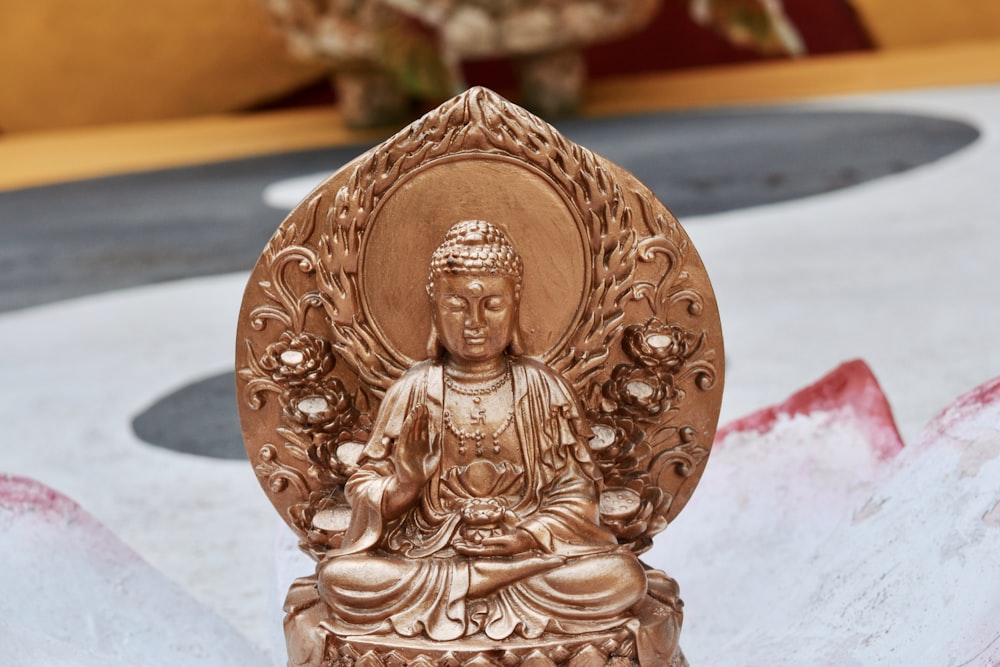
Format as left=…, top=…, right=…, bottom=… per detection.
left=443, top=367, right=510, bottom=396
left=443, top=369, right=514, bottom=456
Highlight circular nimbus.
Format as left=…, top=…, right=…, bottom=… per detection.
left=360, top=156, right=589, bottom=365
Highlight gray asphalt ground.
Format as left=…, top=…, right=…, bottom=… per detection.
left=0, top=108, right=976, bottom=314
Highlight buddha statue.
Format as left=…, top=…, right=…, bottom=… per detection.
left=315, top=220, right=649, bottom=642
left=239, top=88, right=724, bottom=667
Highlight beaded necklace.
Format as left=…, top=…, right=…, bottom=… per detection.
left=442, top=368, right=514, bottom=456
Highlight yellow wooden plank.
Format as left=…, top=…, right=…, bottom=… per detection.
left=2, top=40, right=999, bottom=192
left=849, top=0, right=1000, bottom=48
left=584, top=40, right=1000, bottom=116
left=0, top=108, right=386, bottom=191
left=0, top=0, right=323, bottom=132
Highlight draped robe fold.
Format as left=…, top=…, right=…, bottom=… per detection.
left=316, top=357, right=647, bottom=640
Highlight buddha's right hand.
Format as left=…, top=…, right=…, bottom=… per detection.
left=393, top=405, right=440, bottom=490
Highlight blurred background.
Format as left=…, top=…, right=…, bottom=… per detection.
left=1, top=0, right=998, bottom=133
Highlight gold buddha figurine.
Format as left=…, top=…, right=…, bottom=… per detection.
left=316, top=220, right=648, bottom=642
left=238, top=87, right=724, bottom=667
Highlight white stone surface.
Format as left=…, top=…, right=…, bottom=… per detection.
left=658, top=370, right=1000, bottom=665
left=0, top=475, right=269, bottom=667
left=686, top=86, right=1000, bottom=441
left=0, top=277, right=278, bottom=657
left=263, top=172, right=327, bottom=211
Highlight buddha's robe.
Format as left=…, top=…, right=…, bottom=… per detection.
left=317, top=357, right=647, bottom=641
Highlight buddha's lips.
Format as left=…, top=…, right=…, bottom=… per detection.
left=464, top=334, right=486, bottom=344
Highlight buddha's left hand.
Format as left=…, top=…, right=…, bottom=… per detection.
left=453, top=526, right=538, bottom=557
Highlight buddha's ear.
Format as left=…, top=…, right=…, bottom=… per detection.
left=508, top=285, right=526, bottom=355
left=426, top=319, right=445, bottom=360
left=509, top=324, right=527, bottom=356
left=426, top=285, right=445, bottom=360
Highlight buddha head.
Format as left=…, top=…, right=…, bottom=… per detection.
left=426, top=220, right=527, bottom=362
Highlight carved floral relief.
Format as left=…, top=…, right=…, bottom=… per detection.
left=236, top=87, right=723, bottom=665
left=237, top=86, right=722, bottom=559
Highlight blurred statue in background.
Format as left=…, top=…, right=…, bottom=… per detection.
left=237, top=86, right=724, bottom=666
left=255, top=0, right=803, bottom=126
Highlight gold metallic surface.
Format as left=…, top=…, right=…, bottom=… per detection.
left=237, top=87, right=723, bottom=666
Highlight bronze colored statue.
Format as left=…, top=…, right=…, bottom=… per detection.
left=237, top=87, right=724, bottom=666
left=318, top=219, right=648, bottom=641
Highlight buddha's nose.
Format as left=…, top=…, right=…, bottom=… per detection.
left=465, top=308, right=485, bottom=328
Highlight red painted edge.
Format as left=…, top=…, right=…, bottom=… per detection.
left=0, top=474, right=154, bottom=567
left=717, top=359, right=904, bottom=460
left=923, top=374, right=1000, bottom=440
left=0, top=474, right=82, bottom=517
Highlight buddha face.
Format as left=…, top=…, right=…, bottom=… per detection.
left=431, top=274, right=518, bottom=365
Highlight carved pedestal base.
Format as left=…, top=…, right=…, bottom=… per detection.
left=284, top=574, right=687, bottom=667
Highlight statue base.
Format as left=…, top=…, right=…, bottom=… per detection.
left=284, top=573, right=687, bottom=667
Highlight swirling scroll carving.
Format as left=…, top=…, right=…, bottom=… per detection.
left=587, top=315, right=720, bottom=551
left=237, top=86, right=723, bottom=556
left=237, top=196, right=374, bottom=548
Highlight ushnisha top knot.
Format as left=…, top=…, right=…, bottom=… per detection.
left=428, top=221, right=523, bottom=294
